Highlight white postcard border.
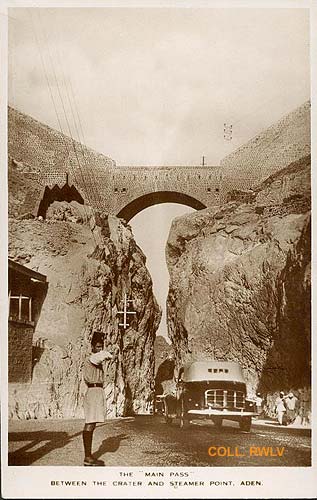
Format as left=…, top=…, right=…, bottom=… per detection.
left=1, top=1, right=316, bottom=498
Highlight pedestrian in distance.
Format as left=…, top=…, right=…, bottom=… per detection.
left=299, top=387, right=310, bottom=426
left=82, top=331, right=113, bottom=466
left=255, top=392, right=263, bottom=418
left=284, top=392, right=299, bottom=425
left=274, top=391, right=286, bottom=425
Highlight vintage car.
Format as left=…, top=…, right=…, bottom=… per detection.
left=163, top=360, right=256, bottom=431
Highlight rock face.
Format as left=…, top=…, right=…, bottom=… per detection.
left=166, top=156, right=311, bottom=398
left=9, top=211, right=161, bottom=419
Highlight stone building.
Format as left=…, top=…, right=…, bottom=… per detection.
left=8, top=259, right=47, bottom=384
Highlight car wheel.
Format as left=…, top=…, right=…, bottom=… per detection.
left=239, top=416, right=251, bottom=432
left=213, top=417, right=223, bottom=429
left=179, top=399, right=189, bottom=429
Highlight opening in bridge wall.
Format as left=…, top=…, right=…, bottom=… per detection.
left=117, top=191, right=206, bottom=222
left=37, top=183, right=85, bottom=218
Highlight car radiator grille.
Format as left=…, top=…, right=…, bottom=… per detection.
left=205, top=389, right=245, bottom=409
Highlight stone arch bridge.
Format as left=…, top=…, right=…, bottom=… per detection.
left=9, top=104, right=310, bottom=222
left=24, top=163, right=258, bottom=222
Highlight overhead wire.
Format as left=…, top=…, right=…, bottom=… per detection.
left=28, top=8, right=100, bottom=248
left=28, top=8, right=79, bottom=190
left=29, top=9, right=289, bottom=219
left=39, top=9, right=108, bottom=244
left=27, top=8, right=88, bottom=205
left=36, top=10, right=96, bottom=206
left=27, top=10, right=67, bottom=153
left=69, top=76, right=105, bottom=210
left=53, top=40, right=104, bottom=211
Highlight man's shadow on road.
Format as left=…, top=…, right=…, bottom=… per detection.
left=94, top=434, right=129, bottom=459
left=8, top=430, right=81, bottom=466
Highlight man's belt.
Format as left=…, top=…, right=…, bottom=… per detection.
left=87, top=383, right=103, bottom=388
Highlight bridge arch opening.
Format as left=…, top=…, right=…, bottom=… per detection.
left=117, top=191, right=206, bottom=222
left=37, top=183, right=85, bottom=218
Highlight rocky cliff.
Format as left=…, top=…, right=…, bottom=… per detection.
left=166, top=155, right=311, bottom=397
left=9, top=204, right=161, bottom=419
left=154, top=336, right=175, bottom=396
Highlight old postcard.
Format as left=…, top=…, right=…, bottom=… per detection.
left=1, top=0, right=316, bottom=498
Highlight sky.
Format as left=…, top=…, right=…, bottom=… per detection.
left=131, top=203, right=194, bottom=338
left=9, top=8, right=310, bottom=165
left=8, top=7, right=310, bottom=337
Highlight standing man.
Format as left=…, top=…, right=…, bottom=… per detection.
left=255, top=392, right=263, bottom=418
left=284, top=392, right=299, bottom=425
left=275, top=392, right=286, bottom=425
left=299, top=387, right=310, bottom=426
left=82, top=331, right=113, bottom=466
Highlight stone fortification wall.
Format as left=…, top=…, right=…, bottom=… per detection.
left=8, top=107, right=115, bottom=173
left=220, top=101, right=310, bottom=187
left=8, top=107, right=115, bottom=213
left=8, top=101, right=310, bottom=220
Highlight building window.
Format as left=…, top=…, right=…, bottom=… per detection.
left=114, top=187, right=118, bottom=193
left=122, top=187, right=127, bottom=193
left=215, top=188, right=219, bottom=193
left=9, top=293, right=33, bottom=324
left=207, top=187, right=211, bottom=192
left=8, top=259, right=47, bottom=332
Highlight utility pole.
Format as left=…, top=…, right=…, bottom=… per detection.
left=117, top=293, right=136, bottom=329
left=224, top=123, right=233, bottom=141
